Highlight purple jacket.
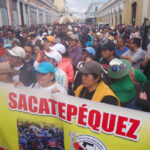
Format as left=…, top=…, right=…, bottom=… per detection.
left=68, top=46, right=82, bottom=68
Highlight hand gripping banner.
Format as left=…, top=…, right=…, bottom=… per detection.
left=0, top=82, right=150, bottom=150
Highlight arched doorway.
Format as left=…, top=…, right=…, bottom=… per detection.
left=131, top=2, right=137, bottom=25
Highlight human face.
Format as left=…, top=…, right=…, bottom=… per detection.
left=12, top=33, right=16, bottom=38
left=46, top=58, right=57, bottom=68
left=101, top=50, right=113, bottom=60
left=82, top=50, right=88, bottom=60
left=129, top=40, right=135, bottom=51
left=7, top=32, right=13, bottom=39
left=116, top=39, right=124, bottom=49
left=8, top=54, right=21, bottom=66
left=0, top=73, right=11, bottom=83
left=43, top=40, right=51, bottom=51
left=36, top=72, right=54, bottom=87
left=68, top=39, right=76, bottom=48
left=82, top=73, right=99, bottom=89
left=24, top=46, right=33, bottom=60
left=93, top=40, right=98, bottom=46
left=22, top=32, right=27, bottom=39
left=34, top=46, right=41, bottom=56
left=27, top=36, right=32, bottom=43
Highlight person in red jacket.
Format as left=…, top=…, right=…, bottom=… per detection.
left=54, top=43, right=74, bottom=94
left=0, top=37, right=5, bottom=59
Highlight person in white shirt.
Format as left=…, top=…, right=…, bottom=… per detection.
left=8, top=46, right=36, bottom=86
left=32, top=62, right=67, bottom=95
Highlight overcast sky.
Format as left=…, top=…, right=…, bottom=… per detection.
left=66, top=0, right=109, bottom=13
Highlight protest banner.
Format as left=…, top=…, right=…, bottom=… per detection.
left=0, top=82, right=150, bottom=150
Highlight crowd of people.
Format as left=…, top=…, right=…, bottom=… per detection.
left=0, top=23, right=150, bottom=112
left=17, top=120, right=64, bottom=150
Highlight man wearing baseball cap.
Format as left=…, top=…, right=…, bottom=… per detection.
left=34, top=36, right=56, bottom=68
left=8, top=46, right=36, bottom=86
left=82, top=47, right=96, bottom=60
left=43, top=36, right=56, bottom=49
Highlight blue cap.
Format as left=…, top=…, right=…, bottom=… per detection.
left=35, top=62, right=55, bottom=74
left=0, top=37, right=3, bottom=43
left=85, top=47, right=96, bottom=56
left=4, top=44, right=12, bottom=49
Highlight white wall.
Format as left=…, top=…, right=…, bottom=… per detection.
left=142, top=0, right=149, bottom=22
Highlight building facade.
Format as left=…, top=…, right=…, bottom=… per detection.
left=0, top=0, right=60, bottom=27
left=54, top=0, right=69, bottom=16
left=97, top=0, right=125, bottom=26
left=97, top=0, right=150, bottom=26
left=123, top=0, right=150, bottom=26
left=85, top=0, right=104, bottom=25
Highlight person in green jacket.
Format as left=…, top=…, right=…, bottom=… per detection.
left=107, top=58, right=147, bottom=110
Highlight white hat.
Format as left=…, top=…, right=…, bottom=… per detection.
left=51, top=43, right=66, bottom=54
left=8, top=46, right=26, bottom=58
left=42, top=32, right=47, bottom=37
left=36, top=36, right=41, bottom=41
left=45, top=51, right=62, bottom=64
left=68, top=25, right=72, bottom=31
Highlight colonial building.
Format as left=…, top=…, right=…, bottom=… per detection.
left=85, top=0, right=104, bottom=25
left=0, top=0, right=60, bottom=27
left=97, top=0, right=150, bottom=26
left=97, top=0, right=125, bottom=26
left=123, top=0, right=150, bottom=26
left=54, top=0, right=69, bottom=16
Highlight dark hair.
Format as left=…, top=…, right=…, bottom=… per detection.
left=102, top=41, right=115, bottom=51
left=84, top=53, right=95, bottom=61
left=132, top=38, right=141, bottom=47
left=123, top=32, right=130, bottom=40
left=91, top=73, right=101, bottom=83
left=117, top=37, right=125, bottom=44
left=23, top=43, right=34, bottom=54
left=110, top=31, right=117, bottom=37
left=62, top=50, right=69, bottom=57
left=12, top=40, right=21, bottom=47
left=7, top=30, right=12, bottom=33
left=34, top=44, right=43, bottom=50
